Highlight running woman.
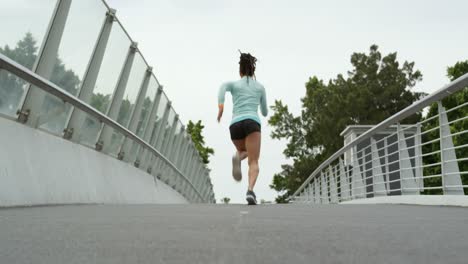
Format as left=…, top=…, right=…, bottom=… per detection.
left=217, top=51, right=268, bottom=205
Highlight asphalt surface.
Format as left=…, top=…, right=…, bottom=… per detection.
left=0, top=204, right=467, bottom=264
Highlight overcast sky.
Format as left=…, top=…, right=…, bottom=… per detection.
left=3, top=0, right=467, bottom=204
left=103, top=0, right=468, bottom=203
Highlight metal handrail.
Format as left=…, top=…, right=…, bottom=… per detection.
left=0, top=53, right=206, bottom=202
left=290, top=72, right=468, bottom=199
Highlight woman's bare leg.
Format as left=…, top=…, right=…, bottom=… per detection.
left=232, top=139, right=248, bottom=160
left=245, top=132, right=261, bottom=191
left=231, top=139, right=248, bottom=181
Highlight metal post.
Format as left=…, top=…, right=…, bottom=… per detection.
left=64, top=9, right=116, bottom=140
left=184, top=146, right=197, bottom=179
left=339, top=158, right=350, bottom=201
left=438, top=102, right=464, bottom=195
left=314, top=180, right=320, bottom=204
left=329, top=166, right=338, bottom=203
left=384, top=137, right=390, bottom=193
left=161, top=115, right=179, bottom=159
left=119, top=67, right=152, bottom=161
left=371, top=137, right=387, bottom=197
left=397, top=123, right=419, bottom=195
left=140, top=120, right=161, bottom=170
left=154, top=103, right=172, bottom=151
left=18, top=0, right=72, bottom=126
left=191, top=160, right=203, bottom=191
left=156, top=115, right=178, bottom=183
left=134, top=86, right=162, bottom=167
left=170, top=126, right=185, bottom=164
left=352, top=146, right=365, bottom=199
left=96, top=42, right=137, bottom=153
left=321, top=171, right=329, bottom=204
left=184, top=145, right=197, bottom=175
left=142, top=101, right=171, bottom=170
left=415, top=124, right=424, bottom=191
left=175, top=133, right=189, bottom=168
left=172, top=134, right=188, bottom=189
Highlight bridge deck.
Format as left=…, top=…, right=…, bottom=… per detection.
left=0, top=204, right=466, bottom=263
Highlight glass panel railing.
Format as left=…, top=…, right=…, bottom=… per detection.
left=0, top=0, right=57, bottom=117
left=75, top=23, right=130, bottom=146
left=38, top=0, right=107, bottom=135
left=105, top=52, right=147, bottom=156
left=135, top=76, right=158, bottom=138
left=150, top=92, right=168, bottom=147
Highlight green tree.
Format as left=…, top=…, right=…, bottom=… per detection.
left=187, top=120, right=214, bottom=164
left=422, top=60, right=468, bottom=194
left=0, top=32, right=81, bottom=118
left=269, top=45, right=424, bottom=202
left=0, top=32, right=38, bottom=114
left=220, top=197, right=230, bottom=204
left=90, top=93, right=111, bottom=114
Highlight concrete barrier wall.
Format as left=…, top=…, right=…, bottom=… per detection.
left=0, top=117, right=188, bottom=206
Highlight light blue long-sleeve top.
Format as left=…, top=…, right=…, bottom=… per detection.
left=218, top=76, right=268, bottom=125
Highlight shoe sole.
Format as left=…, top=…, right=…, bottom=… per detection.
left=232, top=155, right=242, bottom=182
left=246, top=195, right=257, bottom=205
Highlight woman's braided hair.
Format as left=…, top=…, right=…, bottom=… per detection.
left=239, top=50, right=257, bottom=78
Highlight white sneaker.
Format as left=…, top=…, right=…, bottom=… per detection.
left=232, top=152, right=242, bottom=182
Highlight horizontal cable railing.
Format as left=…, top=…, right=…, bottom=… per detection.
left=290, top=72, right=468, bottom=203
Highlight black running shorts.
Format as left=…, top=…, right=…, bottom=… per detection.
left=229, top=119, right=261, bottom=140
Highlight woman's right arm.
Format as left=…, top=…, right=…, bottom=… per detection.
left=217, top=82, right=233, bottom=122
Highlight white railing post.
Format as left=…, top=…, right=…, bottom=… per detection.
left=314, top=179, right=320, bottom=204
left=438, top=102, right=464, bottom=195
left=339, top=158, right=350, bottom=201
left=384, top=137, right=391, bottom=194
left=18, top=0, right=72, bottom=126
left=397, top=123, right=419, bottom=195
left=96, top=43, right=137, bottom=153
left=134, top=87, right=162, bottom=167
left=321, top=171, right=329, bottom=204
left=415, top=124, right=425, bottom=191
left=119, top=67, right=152, bottom=162
left=371, top=137, right=387, bottom=197
left=329, top=166, right=338, bottom=203
left=64, top=9, right=116, bottom=141
left=352, top=146, right=365, bottom=199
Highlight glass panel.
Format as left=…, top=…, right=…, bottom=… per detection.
left=159, top=107, right=176, bottom=155
left=105, top=125, right=125, bottom=156
left=116, top=52, right=147, bottom=127
left=127, top=139, right=142, bottom=163
left=0, top=70, right=29, bottom=117
left=75, top=24, right=131, bottom=145
left=169, top=121, right=183, bottom=162
left=0, top=0, right=56, bottom=117
left=38, top=0, right=108, bottom=134
left=135, top=77, right=158, bottom=138
left=177, top=134, right=191, bottom=167
left=131, top=77, right=159, bottom=162
left=71, top=108, right=102, bottom=148
left=104, top=53, right=147, bottom=156
left=77, top=115, right=102, bottom=148
left=150, top=93, right=168, bottom=147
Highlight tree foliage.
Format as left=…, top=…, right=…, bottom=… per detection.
left=220, top=197, right=230, bottom=204
left=187, top=120, right=214, bottom=164
left=0, top=32, right=81, bottom=118
left=269, top=45, right=425, bottom=202
left=422, top=60, right=468, bottom=194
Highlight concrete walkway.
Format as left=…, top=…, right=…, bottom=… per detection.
left=0, top=204, right=467, bottom=263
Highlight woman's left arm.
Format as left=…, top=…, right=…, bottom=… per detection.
left=260, top=87, right=268, bottom=117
